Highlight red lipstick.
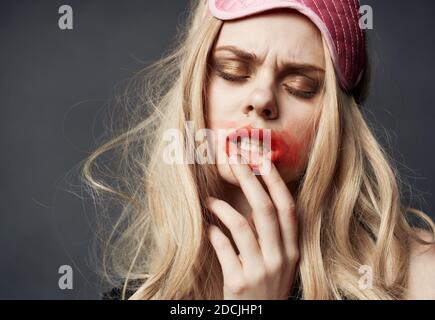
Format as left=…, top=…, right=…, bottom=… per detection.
left=224, top=125, right=304, bottom=169
left=225, top=125, right=281, bottom=163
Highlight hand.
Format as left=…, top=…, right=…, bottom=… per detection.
left=206, top=154, right=299, bottom=300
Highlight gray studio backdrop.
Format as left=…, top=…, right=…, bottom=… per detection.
left=0, top=0, right=434, bottom=299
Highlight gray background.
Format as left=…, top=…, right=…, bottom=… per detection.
left=0, top=0, right=434, bottom=299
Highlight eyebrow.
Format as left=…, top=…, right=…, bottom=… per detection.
left=214, top=45, right=325, bottom=74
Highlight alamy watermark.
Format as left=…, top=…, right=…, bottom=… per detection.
left=162, top=121, right=273, bottom=175
left=58, top=264, right=73, bottom=290
left=359, top=5, right=374, bottom=30
left=358, top=264, right=373, bottom=290
left=58, top=5, right=73, bottom=30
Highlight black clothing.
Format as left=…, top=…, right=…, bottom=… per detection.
left=102, top=285, right=303, bottom=300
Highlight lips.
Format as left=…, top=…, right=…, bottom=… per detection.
left=225, top=125, right=287, bottom=164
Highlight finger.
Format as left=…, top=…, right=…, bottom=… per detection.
left=227, top=153, right=282, bottom=258
left=206, top=197, right=263, bottom=271
left=208, top=224, right=244, bottom=285
left=258, top=160, right=299, bottom=262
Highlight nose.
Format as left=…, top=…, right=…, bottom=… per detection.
left=243, top=77, right=278, bottom=120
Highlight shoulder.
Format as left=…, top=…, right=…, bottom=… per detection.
left=406, top=228, right=435, bottom=299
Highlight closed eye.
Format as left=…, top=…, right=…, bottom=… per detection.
left=283, top=84, right=317, bottom=99
left=217, top=71, right=250, bottom=82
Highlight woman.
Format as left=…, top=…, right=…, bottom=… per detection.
left=84, top=0, right=435, bottom=300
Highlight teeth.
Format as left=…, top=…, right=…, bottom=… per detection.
left=240, top=139, right=260, bottom=152
left=233, top=137, right=269, bottom=154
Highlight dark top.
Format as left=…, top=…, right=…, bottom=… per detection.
left=102, top=286, right=137, bottom=300
left=102, top=284, right=303, bottom=300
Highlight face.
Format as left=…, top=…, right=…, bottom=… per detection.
left=205, top=9, right=325, bottom=187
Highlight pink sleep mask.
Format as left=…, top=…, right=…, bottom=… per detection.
left=204, top=0, right=366, bottom=92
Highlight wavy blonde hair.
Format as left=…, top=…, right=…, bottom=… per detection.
left=82, top=0, right=435, bottom=299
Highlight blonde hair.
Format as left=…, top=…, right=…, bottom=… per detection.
left=82, top=0, right=435, bottom=299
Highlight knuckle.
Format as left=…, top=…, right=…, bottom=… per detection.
left=258, top=201, right=276, bottom=216
left=280, top=203, right=296, bottom=216
left=288, top=248, right=300, bottom=262
left=232, top=217, right=250, bottom=232
left=264, top=200, right=276, bottom=212
left=228, top=280, right=247, bottom=295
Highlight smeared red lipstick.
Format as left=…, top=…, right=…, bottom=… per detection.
left=225, top=125, right=283, bottom=163
left=224, top=125, right=305, bottom=169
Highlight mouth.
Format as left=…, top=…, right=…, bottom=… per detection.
left=225, top=126, right=281, bottom=167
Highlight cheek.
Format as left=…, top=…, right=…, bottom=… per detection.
left=206, top=79, right=226, bottom=116
left=274, top=104, right=319, bottom=170
left=206, top=78, right=242, bottom=125
left=272, top=127, right=313, bottom=170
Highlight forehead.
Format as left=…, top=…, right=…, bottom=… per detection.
left=214, top=9, right=325, bottom=67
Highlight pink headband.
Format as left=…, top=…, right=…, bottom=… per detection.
left=204, top=0, right=366, bottom=92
